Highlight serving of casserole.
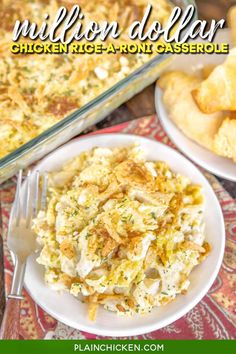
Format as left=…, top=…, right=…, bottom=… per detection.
left=21, top=133, right=224, bottom=336
left=33, top=143, right=210, bottom=321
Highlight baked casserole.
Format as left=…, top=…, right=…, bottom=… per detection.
left=0, top=0, right=172, bottom=159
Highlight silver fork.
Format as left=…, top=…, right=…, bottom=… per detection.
left=0, top=169, right=47, bottom=339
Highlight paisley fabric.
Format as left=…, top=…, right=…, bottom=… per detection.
left=1, top=115, right=235, bottom=339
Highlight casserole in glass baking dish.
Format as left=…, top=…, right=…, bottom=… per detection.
left=0, top=0, right=197, bottom=183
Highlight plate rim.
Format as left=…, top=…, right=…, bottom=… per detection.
left=22, top=133, right=225, bottom=336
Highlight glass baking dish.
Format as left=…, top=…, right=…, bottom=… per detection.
left=0, top=0, right=197, bottom=183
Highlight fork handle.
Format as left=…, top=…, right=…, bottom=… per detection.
left=0, top=298, right=21, bottom=339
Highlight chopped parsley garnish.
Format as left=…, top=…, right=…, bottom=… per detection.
left=85, top=232, right=92, bottom=239
left=151, top=212, right=156, bottom=219
left=121, top=214, right=133, bottom=222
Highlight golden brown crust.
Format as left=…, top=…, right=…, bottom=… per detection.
left=213, top=118, right=236, bottom=162
left=158, top=71, right=224, bottom=151
left=201, top=65, right=216, bottom=79
left=229, top=111, right=236, bottom=119
left=60, top=240, right=76, bottom=259
left=198, top=242, right=212, bottom=263
left=192, top=49, right=236, bottom=113
left=88, top=294, right=99, bottom=321
left=181, top=241, right=206, bottom=253
left=101, top=236, right=117, bottom=257
left=59, top=273, right=74, bottom=287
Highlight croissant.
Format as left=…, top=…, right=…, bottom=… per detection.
left=213, top=118, right=236, bottom=162
left=158, top=71, right=224, bottom=151
left=192, top=49, right=236, bottom=113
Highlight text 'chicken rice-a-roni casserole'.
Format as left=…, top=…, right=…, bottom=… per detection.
left=0, top=0, right=172, bottom=159
left=32, top=145, right=210, bottom=320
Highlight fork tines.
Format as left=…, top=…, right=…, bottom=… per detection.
left=12, top=169, right=48, bottom=229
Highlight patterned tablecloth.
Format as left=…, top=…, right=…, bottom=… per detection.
left=1, top=115, right=236, bottom=340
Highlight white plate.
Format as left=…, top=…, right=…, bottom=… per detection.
left=21, top=134, right=225, bottom=337
left=155, top=29, right=236, bottom=182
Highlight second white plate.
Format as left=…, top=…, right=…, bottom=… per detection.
left=155, top=29, right=236, bottom=182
